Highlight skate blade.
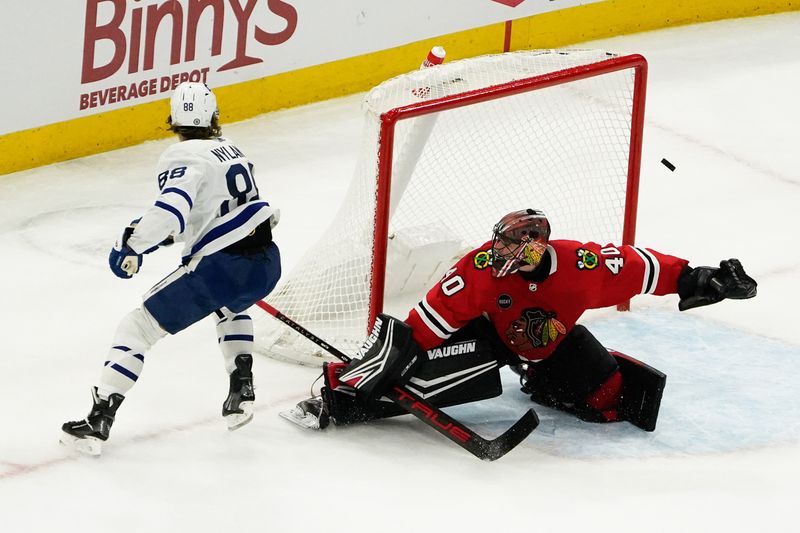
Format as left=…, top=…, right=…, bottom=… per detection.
left=59, top=432, right=102, bottom=456
left=225, top=401, right=254, bottom=431
left=279, top=406, right=321, bottom=430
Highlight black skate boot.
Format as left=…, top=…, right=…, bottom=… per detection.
left=60, top=387, right=124, bottom=456
left=222, top=354, right=255, bottom=430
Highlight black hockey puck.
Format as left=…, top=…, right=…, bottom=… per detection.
left=661, top=158, right=676, bottom=171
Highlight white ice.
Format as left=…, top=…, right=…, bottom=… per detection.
left=1, top=12, right=799, bottom=533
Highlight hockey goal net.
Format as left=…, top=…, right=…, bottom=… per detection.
left=255, top=48, right=647, bottom=365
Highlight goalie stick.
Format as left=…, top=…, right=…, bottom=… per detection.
left=255, top=300, right=539, bottom=461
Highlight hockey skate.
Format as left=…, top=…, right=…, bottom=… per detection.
left=222, top=354, right=255, bottom=430
left=60, top=387, right=124, bottom=456
left=280, top=397, right=330, bottom=430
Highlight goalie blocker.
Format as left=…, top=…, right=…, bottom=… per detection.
left=298, top=315, right=666, bottom=432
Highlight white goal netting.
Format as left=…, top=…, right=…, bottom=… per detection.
left=255, top=49, right=646, bottom=365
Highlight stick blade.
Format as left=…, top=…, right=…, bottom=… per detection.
left=476, top=409, right=539, bottom=461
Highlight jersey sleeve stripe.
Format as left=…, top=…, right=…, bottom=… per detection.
left=414, top=297, right=458, bottom=340
left=420, top=296, right=459, bottom=333
left=155, top=201, right=186, bottom=233
left=632, top=246, right=660, bottom=294
left=414, top=303, right=450, bottom=340
left=161, top=187, right=194, bottom=209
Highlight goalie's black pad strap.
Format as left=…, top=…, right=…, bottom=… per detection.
left=612, top=350, right=666, bottom=432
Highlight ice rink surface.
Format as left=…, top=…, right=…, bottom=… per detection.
left=1, top=12, right=799, bottom=533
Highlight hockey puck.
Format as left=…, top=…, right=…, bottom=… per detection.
left=661, top=158, right=676, bottom=172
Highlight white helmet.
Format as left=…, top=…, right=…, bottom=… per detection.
left=170, top=82, right=218, bottom=127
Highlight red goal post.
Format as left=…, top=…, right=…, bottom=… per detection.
left=257, top=49, right=648, bottom=365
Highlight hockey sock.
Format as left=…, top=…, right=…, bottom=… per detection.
left=97, top=307, right=167, bottom=399
left=97, top=307, right=167, bottom=400
left=215, top=308, right=254, bottom=374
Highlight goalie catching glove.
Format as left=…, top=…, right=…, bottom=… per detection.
left=340, top=314, right=425, bottom=407
left=678, top=258, right=757, bottom=311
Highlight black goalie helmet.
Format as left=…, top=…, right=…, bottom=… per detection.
left=491, top=209, right=551, bottom=277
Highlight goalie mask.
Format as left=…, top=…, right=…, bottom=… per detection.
left=170, top=82, right=218, bottom=128
left=491, top=209, right=551, bottom=277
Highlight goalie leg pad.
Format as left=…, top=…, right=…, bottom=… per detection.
left=611, top=350, right=666, bottom=432
left=522, top=325, right=626, bottom=423
left=405, top=317, right=504, bottom=405
left=522, top=325, right=618, bottom=404
left=324, top=318, right=506, bottom=426
left=339, top=314, right=424, bottom=407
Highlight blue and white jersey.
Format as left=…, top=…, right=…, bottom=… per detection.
left=127, top=137, right=278, bottom=262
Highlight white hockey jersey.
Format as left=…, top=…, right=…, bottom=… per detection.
left=127, top=137, right=278, bottom=262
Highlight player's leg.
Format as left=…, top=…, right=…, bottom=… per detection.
left=61, top=306, right=167, bottom=454
left=142, top=244, right=280, bottom=427
left=62, top=243, right=280, bottom=453
left=212, top=242, right=281, bottom=429
left=215, top=308, right=256, bottom=430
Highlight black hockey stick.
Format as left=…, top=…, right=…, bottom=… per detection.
left=256, top=300, right=538, bottom=461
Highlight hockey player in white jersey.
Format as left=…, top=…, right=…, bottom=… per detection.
left=60, top=82, right=281, bottom=455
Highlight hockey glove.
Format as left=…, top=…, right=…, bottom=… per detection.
left=678, top=258, right=757, bottom=311
left=108, top=223, right=143, bottom=279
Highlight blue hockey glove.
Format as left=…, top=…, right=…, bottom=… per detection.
left=109, top=224, right=143, bottom=279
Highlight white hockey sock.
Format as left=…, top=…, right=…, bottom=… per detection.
left=215, top=308, right=254, bottom=374
left=97, top=307, right=167, bottom=399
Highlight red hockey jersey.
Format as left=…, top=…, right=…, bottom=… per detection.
left=405, top=240, right=689, bottom=361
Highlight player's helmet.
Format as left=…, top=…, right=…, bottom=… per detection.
left=170, top=82, right=218, bottom=128
left=491, top=209, right=551, bottom=277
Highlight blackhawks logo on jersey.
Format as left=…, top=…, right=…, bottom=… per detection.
left=505, top=307, right=567, bottom=351
left=576, top=248, right=599, bottom=270
left=473, top=250, right=492, bottom=270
